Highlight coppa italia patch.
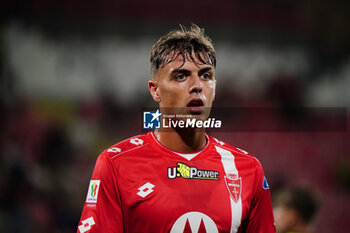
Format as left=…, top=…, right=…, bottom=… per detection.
left=86, top=180, right=100, bottom=203
left=168, top=162, right=219, bottom=180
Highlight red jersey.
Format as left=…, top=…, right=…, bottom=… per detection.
left=77, top=132, right=275, bottom=233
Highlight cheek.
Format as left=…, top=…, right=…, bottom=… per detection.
left=274, top=207, right=292, bottom=232
left=211, top=84, right=216, bottom=101
left=159, top=86, right=181, bottom=104
left=205, top=82, right=216, bottom=102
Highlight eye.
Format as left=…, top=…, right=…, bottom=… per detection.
left=202, top=73, right=212, bottom=80
left=174, top=74, right=186, bottom=81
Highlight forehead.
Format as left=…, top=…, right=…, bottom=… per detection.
left=163, top=52, right=214, bottom=70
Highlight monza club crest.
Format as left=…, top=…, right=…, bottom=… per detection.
left=224, top=175, right=242, bottom=203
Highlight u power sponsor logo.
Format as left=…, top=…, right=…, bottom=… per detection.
left=168, top=162, right=219, bottom=180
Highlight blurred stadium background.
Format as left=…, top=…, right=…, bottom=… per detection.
left=1, top=0, right=349, bottom=232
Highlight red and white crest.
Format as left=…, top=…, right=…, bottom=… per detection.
left=224, top=175, right=242, bottom=203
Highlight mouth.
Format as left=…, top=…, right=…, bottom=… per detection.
left=186, top=99, right=204, bottom=113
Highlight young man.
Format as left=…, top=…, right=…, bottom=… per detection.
left=273, top=187, right=320, bottom=233
left=77, top=25, right=275, bottom=233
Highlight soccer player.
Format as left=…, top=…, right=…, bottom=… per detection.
left=273, top=187, right=320, bottom=233
left=77, top=24, right=275, bottom=233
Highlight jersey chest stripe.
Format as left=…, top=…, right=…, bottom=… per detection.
left=215, top=146, right=242, bottom=233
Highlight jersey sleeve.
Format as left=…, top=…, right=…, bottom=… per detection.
left=244, top=162, right=276, bottom=233
left=77, top=153, right=123, bottom=233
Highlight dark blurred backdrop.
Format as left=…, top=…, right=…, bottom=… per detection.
left=1, top=0, right=349, bottom=232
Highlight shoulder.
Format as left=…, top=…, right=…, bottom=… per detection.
left=210, top=135, right=252, bottom=157
left=99, top=133, right=150, bottom=160
left=209, top=135, right=262, bottom=166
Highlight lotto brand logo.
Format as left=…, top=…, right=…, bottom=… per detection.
left=137, top=182, right=155, bottom=198
left=168, top=162, right=219, bottom=180
left=86, top=180, right=100, bottom=203
left=78, top=217, right=95, bottom=233
left=143, top=110, right=161, bottom=129
left=170, top=211, right=218, bottom=233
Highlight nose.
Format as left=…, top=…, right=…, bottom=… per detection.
left=189, top=75, right=202, bottom=94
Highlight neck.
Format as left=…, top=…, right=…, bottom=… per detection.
left=154, top=127, right=207, bottom=153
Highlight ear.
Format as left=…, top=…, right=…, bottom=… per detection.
left=148, top=80, right=161, bottom=103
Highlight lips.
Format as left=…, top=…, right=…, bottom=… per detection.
left=187, top=99, right=204, bottom=107
left=187, top=99, right=204, bottom=113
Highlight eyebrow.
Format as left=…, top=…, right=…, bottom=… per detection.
left=171, top=66, right=213, bottom=76
left=198, top=67, right=213, bottom=76
left=171, top=68, right=191, bottom=76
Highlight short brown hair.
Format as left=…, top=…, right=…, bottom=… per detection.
left=274, top=187, right=320, bottom=224
left=150, top=24, right=216, bottom=77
